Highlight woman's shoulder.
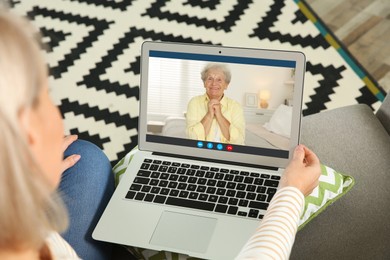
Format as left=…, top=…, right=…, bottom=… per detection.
left=45, top=232, right=80, bottom=260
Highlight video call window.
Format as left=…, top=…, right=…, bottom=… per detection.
left=146, top=51, right=296, bottom=158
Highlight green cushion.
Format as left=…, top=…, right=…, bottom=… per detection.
left=298, top=164, right=355, bottom=230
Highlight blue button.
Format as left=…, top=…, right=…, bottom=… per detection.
left=216, top=143, right=223, bottom=150
left=197, top=141, right=204, bottom=148
left=207, top=143, right=213, bottom=149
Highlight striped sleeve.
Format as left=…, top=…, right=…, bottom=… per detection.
left=235, top=187, right=305, bottom=260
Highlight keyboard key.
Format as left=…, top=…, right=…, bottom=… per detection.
left=195, top=170, right=206, bottom=177
left=172, top=162, right=180, bottom=167
left=246, top=185, right=256, bottom=192
left=191, top=165, right=200, bottom=169
left=178, top=176, right=188, bottom=182
left=256, top=186, right=266, bottom=193
left=137, top=170, right=151, bottom=177
left=196, top=185, right=206, bottom=193
left=133, top=177, right=149, bottom=185
left=158, top=166, right=168, bottom=172
left=239, top=199, right=249, bottom=207
left=254, top=178, right=264, bottom=185
left=186, top=169, right=196, bottom=176
left=160, top=188, right=170, bottom=196
left=234, top=175, right=244, bottom=183
left=226, top=189, right=236, bottom=197
left=246, top=192, right=256, bottom=200
left=153, top=160, right=162, bottom=164
left=125, top=191, right=136, bottom=199
left=207, top=179, right=217, bottom=186
left=158, top=180, right=168, bottom=187
left=130, top=184, right=142, bottom=191
left=144, top=194, right=154, bottom=202
left=150, top=179, right=159, bottom=186
left=208, top=195, right=218, bottom=202
left=199, top=194, right=208, bottom=201
left=135, top=192, right=145, bottom=201
left=177, top=168, right=187, bottom=174
left=189, top=192, right=199, bottom=200
left=264, top=180, right=279, bottom=187
left=205, top=172, right=215, bottom=178
left=236, top=191, right=246, bottom=198
left=250, top=172, right=260, bottom=177
left=220, top=168, right=229, bottom=173
left=154, top=195, right=166, bottom=204
left=261, top=174, right=270, bottom=179
left=187, top=184, right=197, bottom=191
left=197, top=178, right=207, bottom=185
left=240, top=171, right=249, bottom=176
left=217, top=180, right=227, bottom=188
left=160, top=173, right=169, bottom=180
left=226, top=182, right=236, bottom=189
left=256, top=194, right=266, bottom=201
left=151, top=187, right=160, bottom=194
left=188, top=177, right=197, bottom=184
left=216, top=188, right=226, bottom=196
left=151, top=172, right=160, bottom=178
left=228, top=206, right=239, bottom=215
left=178, top=183, right=187, bottom=190
left=200, top=166, right=210, bottom=170
left=150, top=164, right=159, bottom=171
left=210, top=167, right=219, bottom=172
left=206, top=187, right=216, bottom=194
left=244, top=177, right=254, bottom=184
left=236, top=184, right=246, bottom=190
left=248, top=209, right=259, bottom=218
left=258, top=215, right=264, bottom=219
left=162, top=161, right=171, bottom=166
left=166, top=197, right=215, bottom=211
left=141, top=185, right=151, bottom=192
left=181, top=163, right=190, bottom=168
left=168, top=167, right=178, bottom=173
left=168, top=182, right=178, bottom=189
left=215, top=173, right=224, bottom=180
left=179, top=191, right=189, bottom=198
left=249, top=201, right=269, bottom=210
left=218, top=196, right=228, bottom=204
left=224, top=174, right=234, bottom=181
left=271, top=175, right=281, bottom=180
left=230, top=170, right=239, bottom=174
left=238, top=211, right=247, bottom=217
left=215, top=204, right=228, bottom=213
left=169, top=174, right=179, bottom=181
left=169, top=189, right=179, bottom=197
left=141, top=163, right=150, bottom=170
left=144, top=159, right=153, bottom=163
left=228, top=198, right=239, bottom=206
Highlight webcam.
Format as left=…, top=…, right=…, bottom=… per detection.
left=219, top=50, right=221, bottom=54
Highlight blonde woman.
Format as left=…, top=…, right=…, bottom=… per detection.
left=0, top=11, right=114, bottom=260
left=0, top=9, right=321, bottom=260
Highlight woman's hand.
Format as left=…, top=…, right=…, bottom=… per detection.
left=280, top=145, right=321, bottom=196
left=61, top=135, right=81, bottom=173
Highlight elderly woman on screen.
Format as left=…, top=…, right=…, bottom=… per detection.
left=186, top=63, right=245, bottom=144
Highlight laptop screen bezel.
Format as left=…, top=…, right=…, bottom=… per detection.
left=138, top=41, right=305, bottom=168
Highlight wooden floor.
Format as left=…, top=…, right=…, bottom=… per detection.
left=307, top=0, right=390, bottom=94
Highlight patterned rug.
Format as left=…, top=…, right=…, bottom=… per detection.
left=9, top=0, right=387, bottom=165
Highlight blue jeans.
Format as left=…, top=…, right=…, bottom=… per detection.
left=59, top=140, right=114, bottom=260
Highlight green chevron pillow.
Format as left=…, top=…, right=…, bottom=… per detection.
left=298, top=164, right=355, bottom=230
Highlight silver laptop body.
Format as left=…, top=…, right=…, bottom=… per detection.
left=93, top=41, right=305, bottom=259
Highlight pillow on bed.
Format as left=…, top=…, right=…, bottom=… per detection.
left=264, top=104, right=292, bottom=138
left=112, top=148, right=355, bottom=231
left=298, top=164, right=355, bottom=230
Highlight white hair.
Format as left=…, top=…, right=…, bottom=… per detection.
left=201, top=63, right=232, bottom=83
left=0, top=11, right=68, bottom=251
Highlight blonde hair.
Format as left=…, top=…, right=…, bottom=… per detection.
left=0, top=10, right=68, bottom=251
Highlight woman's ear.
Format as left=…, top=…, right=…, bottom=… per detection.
left=18, top=107, right=40, bottom=148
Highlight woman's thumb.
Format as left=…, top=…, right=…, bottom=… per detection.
left=292, top=145, right=305, bottom=162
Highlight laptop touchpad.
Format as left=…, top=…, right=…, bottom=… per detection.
left=150, top=211, right=217, bottom=253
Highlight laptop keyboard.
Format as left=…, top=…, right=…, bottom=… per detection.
left=125, top=158, right=280, bottom=219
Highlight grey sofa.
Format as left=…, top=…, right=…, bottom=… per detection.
left=291, top=94, right=390, bottom=259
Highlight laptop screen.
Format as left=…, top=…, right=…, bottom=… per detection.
left=140, top=42, right=305, bottom=168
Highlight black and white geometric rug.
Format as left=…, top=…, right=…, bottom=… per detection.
left=9, top=0, right=387, bottom=165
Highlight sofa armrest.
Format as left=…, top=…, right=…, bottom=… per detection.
left=291, top=104, right=390, bottom=259
left=376, top=94, right=390, bottom=135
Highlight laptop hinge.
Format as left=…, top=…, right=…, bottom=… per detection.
left=152, top=152, right=279, bottom=171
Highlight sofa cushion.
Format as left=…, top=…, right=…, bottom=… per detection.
left=291, top=104, right=390, bottom=259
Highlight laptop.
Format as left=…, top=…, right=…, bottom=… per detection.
left=93, top=41, right=305, bottom=259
